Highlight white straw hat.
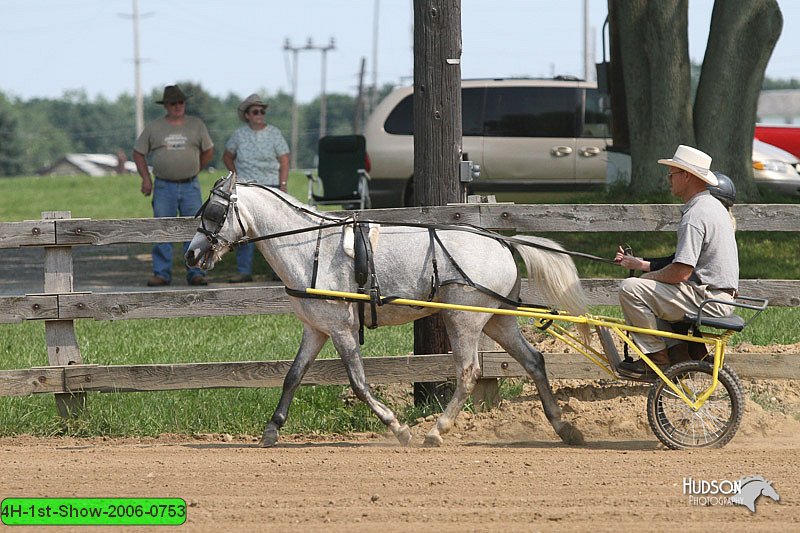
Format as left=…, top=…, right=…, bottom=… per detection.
left=657, top=145, right=718, bottom=186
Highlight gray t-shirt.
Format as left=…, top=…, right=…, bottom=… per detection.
left=674, top=191, right=739, bottom=290
left=134, top=116, right=214, bottom=181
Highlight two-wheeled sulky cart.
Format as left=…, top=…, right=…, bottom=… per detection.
left=303, top=288, right=768, bottom=450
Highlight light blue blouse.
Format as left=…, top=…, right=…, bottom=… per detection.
left=225, top=125, right=289, bottom=186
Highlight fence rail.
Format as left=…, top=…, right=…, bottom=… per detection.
left=1, top=204, right=799, bottom=414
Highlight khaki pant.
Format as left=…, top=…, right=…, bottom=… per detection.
left=618, top=278, right=735, bottom=354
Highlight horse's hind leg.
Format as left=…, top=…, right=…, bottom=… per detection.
left=329, top=331, right=412, bottom=446
left=483, top=314, right=584, bottom=445
left=423, top=311, right=484, bottom=447
left=260, top=326, right=328, bottom=447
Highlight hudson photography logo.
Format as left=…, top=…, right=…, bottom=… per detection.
left=683, top=475, right=780, bottom=512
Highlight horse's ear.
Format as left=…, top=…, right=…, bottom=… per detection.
left=227, top=171, right=237, bottom=192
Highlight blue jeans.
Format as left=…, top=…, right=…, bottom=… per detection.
left=235, top=242, right=255, bottom=275
left=151, top=177, right=205, bottom=283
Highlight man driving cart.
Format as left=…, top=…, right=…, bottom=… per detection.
left=613, top=145, right=739, bottom=379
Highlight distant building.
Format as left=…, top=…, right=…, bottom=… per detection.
left=757, top=90, right=800, bottom=124
left=37, top=153, right=136, bottom=177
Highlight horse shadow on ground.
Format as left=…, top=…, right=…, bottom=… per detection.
left=463, top=439, right=661, bottom=451
left=179, top=439, right=660, bottom=451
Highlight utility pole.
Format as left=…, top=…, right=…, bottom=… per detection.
left=370, top=0, right=380, bottom=114
left=583, top=0, right=591, bottom=81
left=411, top=0, right=463, bottom=406
left=354, top=57, right=367, bottom=134
left=284, top=37, right=337, bottom=167
left=120, top=0, right=151, bottom=138
left=319, top=37, right=336, bottom=139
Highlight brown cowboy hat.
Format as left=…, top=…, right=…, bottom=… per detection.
left=155, top=85, right=190, bottom=104
left=237, top=93, right=269, bottom=121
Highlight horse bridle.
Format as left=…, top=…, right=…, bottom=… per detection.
left=195, top=178, right=248, bottom=250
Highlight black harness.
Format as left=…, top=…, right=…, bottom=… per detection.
left=195, top=180, right=612, bottom=344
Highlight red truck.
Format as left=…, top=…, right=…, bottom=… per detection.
left=755, top=124, right=800, bottom=159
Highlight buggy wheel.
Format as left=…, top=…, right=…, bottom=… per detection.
left=647, top=360, right=744, bottom=449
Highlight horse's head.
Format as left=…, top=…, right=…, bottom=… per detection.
left=185, top=172, right=246, bottom=270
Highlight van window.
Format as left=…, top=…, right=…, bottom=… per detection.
left=384, top=95, right=413, bottom=135
left=462, top=88, right=485, bottom=136
left=483, top=87, right=579, bottom=138
left=383, top=88, right=486, bottom=136
left=583, top=88, right=610, bottom=138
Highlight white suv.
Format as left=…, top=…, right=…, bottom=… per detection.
left=363, top=77, right=611, bottom=207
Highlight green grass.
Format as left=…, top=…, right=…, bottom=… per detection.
left=0, top=170, right=311, bottom=221
left=0, top=316, right=414, bottom=436
left=0, top=174, right=798, bottom=437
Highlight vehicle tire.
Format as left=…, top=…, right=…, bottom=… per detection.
left=647, top=360, right=744, bottom=449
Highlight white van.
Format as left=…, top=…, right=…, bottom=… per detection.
left=363, top=77, right=611, bottom=207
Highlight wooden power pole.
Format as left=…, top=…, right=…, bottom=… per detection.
left=412, top=0, right=463, bottom=406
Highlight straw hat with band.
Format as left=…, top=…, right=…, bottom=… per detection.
left=156, top=85, right=190, bottom=104
left=657, top=144, right=718, bottom=187
left=237, top=93, right=269, bottom=122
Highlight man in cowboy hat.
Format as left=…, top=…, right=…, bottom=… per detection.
left=615, top=145, right=739, bottom=379
left=133, top=84, right=214, bottom=287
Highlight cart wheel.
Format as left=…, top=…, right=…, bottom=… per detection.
left=647, top=360, right=744, bottom=449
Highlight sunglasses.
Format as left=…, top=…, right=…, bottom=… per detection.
left=167, top=101, right=185, bottom=106
left=248, top=108, right=266, bottom=115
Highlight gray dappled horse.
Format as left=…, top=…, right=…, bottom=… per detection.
left=186, top=173, right=588, bottom=447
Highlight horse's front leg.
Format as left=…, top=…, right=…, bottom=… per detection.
left=424, top=311, right=483, bottom=447
left=260, top=326, right=328, bottom=447
left=329, top=330, right=412, bottom=446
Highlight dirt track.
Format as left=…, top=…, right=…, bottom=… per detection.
left=2, top=381, right=798, bottom=533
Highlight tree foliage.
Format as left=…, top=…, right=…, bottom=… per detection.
left=0, top=82, right=368, bottom=176
left=0, top=95, right=23, bottom=176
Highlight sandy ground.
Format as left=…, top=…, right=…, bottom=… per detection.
left=1, top=376, right=798, bottom=532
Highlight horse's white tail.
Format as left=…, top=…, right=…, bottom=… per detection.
left=511, top=236, right=589, bottom=338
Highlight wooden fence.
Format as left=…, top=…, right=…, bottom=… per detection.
left=1, top=203, right=799, bottom=416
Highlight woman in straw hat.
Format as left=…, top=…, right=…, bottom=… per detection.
left=222, top=93, right=290, bottom=283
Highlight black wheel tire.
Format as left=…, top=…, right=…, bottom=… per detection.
left=647, top=360, right=744, bottom=450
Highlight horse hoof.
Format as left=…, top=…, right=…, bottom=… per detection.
left=557, top=424, right=585, bottom=446
left=260, top=427, right=279, bottom=448
left=395, top=425, right=412, bottom=446
left=423, top=432, right=443, bottom=447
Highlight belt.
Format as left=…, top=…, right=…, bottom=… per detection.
left=156, top=176, right=196, bottom=184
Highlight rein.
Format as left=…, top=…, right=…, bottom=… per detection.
left=199, top=182, right=616, bottom=265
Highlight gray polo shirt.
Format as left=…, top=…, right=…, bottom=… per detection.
left=673, top=191, right=739, bottom=290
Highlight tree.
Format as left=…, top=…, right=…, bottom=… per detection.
left=0, top=94, right=23, bottom=176
left=694, top=1, right=782, bottom=199
left=609, top=0, right=782, bottom=200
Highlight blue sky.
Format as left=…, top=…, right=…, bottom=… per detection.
left=1, top=0, right=798, bottom=103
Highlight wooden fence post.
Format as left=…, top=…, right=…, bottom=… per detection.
left=42, top=211, right=85, bottom=418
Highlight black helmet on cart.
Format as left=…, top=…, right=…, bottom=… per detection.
left=708, top=172, right=736, bottom=208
